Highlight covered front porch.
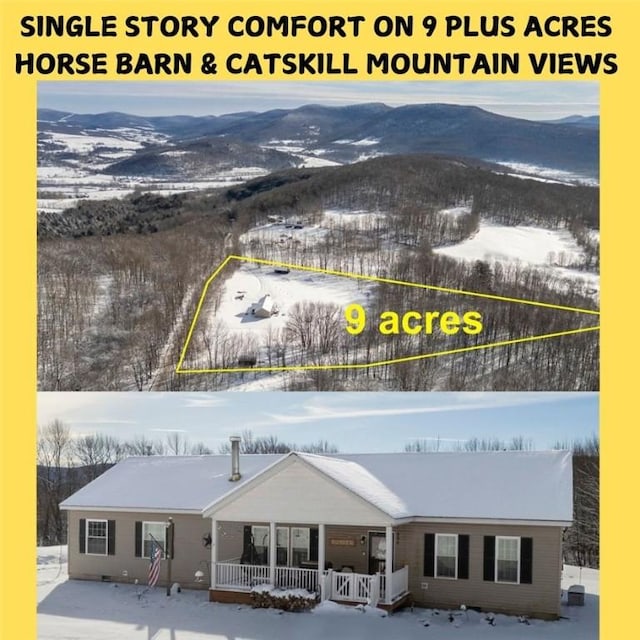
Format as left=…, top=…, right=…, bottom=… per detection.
left=208, top=521, right=409, bottom=609
left=203, top=451, right=412, bottom=610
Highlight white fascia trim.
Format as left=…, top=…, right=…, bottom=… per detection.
left=395, top=516, right=572, bottom=527
left=60, top=505, right=203, bottom=515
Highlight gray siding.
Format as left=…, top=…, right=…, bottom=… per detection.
left=68, top=511, right=211, bottom=589
left=395, top=522, right=563, bottom=618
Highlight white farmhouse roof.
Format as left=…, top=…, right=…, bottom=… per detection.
left=60, top=450, right=572, bottom=524
left=59, top=454, right=282, bottom=513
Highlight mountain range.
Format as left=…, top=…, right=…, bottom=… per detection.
left=38, top=103, right=599, bottom=179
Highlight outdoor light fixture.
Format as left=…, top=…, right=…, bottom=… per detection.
left=360, top=536, right=366, bottom=545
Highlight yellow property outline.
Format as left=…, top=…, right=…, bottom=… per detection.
left=176, top=255, right=600, bottom=374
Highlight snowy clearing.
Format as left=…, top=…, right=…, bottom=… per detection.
left=43, top=132, right=144, bottom=153
left=203, top=262, right=375, bottom=341
left=433, top=224, right=599, bottom=295
left=434, top=225, right=585, bottom=266
left=38, top=546, right=598, bottom=640
left=491, top=161, right=599, bottom=187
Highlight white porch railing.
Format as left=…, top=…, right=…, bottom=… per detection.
left=215, top=563, right=270, bottom=590
left=379, top=566, right=409, bottom=603
left=274, top=566, right=318, bottom=592
left=215, top=563, right=318, bottom=592
left=215, top=563, right=409, bottom=605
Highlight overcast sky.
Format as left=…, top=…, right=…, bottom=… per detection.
left=37, top=391, right=598, bottom=453
left=38, top=81, right=598, bottom=120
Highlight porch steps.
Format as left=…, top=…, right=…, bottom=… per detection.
left=377, top=590, right=413, bottom=613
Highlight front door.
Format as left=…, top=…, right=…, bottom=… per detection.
left=368, top=532, right=388, bottom=574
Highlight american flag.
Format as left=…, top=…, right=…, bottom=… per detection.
left=148, top=539, right=162, bottom=587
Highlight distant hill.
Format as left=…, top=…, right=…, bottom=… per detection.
left=37, top=103, right=599, bottom=179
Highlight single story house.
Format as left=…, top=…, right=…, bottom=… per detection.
left=254, top=294, right=275, bottom=318
left=59, top=439, right=572, bottom=618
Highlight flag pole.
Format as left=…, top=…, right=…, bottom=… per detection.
left=166, top=518, right=175, bottom=597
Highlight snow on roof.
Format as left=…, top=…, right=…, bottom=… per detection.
left=59, top=455, right=281, bottom=512
left=60, top=450, right=572, bottom=523
left=298, top=453, right=410, bottom=519
left=343, top=450, right=573, bottom=523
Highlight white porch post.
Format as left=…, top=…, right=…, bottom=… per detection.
left=269, top=522, right=276, bottom=586
left=385, top=525, right=393, bottom=604
left=211, top=519, right=218, bottom=589
left=318, top=524, right=326, bottom=599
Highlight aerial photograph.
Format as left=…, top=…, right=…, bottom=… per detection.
left=37, top=81, right=599, bottom=392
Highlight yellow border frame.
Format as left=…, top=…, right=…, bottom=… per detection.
left=2, top=1, right=639, bottom=638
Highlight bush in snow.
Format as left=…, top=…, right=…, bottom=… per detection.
left=250, top=585, right=319, bottom=612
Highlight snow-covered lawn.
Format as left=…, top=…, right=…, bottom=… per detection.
left=203, top=262, right=375, bottom=341
left=38, top=546, right=598, bottom=639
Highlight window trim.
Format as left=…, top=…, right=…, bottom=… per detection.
left=250, top=525, right=311, bottom=567
left=85, top=519, right=108, bottom=556
left=142, top=521, right=167, bottom=559
left=434, top=533, right=458, bottom=580
left=495, top=535, right=521, bottom=584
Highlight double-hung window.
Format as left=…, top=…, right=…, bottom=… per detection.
left=86, top=519, right=108, bottom=555
left=483, top=535, right=533, bottom=584
left=496, top=536, right=520, bottom=583
left=142, top=522, right=167, bottom=559
left=424, top=533, right=469, bottom=579
left=435, top=534, right=458, bottom=578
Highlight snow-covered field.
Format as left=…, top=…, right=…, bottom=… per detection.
left=203, top=262, right=375, bottom=341
left=434, top=224, right=599, bottom=296
left=37, top=546, right=598, bottom=640
left=37, top=167, right=272, bottom=212
left=491, top=162, right=599, bottom=187
left=435, top=225, right=584, bottom=266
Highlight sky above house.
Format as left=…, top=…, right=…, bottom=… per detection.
left=37, top=391, right=598, bottom=453
left=38, top=81, right=598, bottom=121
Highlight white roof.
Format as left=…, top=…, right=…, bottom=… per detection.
left=342, top=450, right=573, bottom=522
left=60, top=450, right=572, bottom=523
left=59, top=455, right=281, bottom=512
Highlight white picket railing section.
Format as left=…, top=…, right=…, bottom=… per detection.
left=379, top=566, right=409, bottom=603
left=390, top=566, right=409, bottom=602
left=215, top=563, right=409, bottom=604
left=274, top=566, right=318, bottom=592
left=215, top=563, right=318, bottom=592
left=215, top=563, right=270, bottom=590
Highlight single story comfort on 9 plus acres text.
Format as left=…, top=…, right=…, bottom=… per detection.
left=60, top=436, right=573, bottom=619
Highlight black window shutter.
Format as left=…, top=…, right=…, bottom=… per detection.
left=168, top=522, right=175, bottom=560
left=309, top=528, right=319, bottom=562
left=520, top=537, right=533, bottom=584
left=423, top=533, right=435, bottom=577
left=107, top=520, right=116, bottom=555
left=135, top=521, right=143, bottom=557
left=483, top=536, right=495, bottom=581
left=458, top=535, right=469, bottom=579
left=79, top=518, right=86, bottom=554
